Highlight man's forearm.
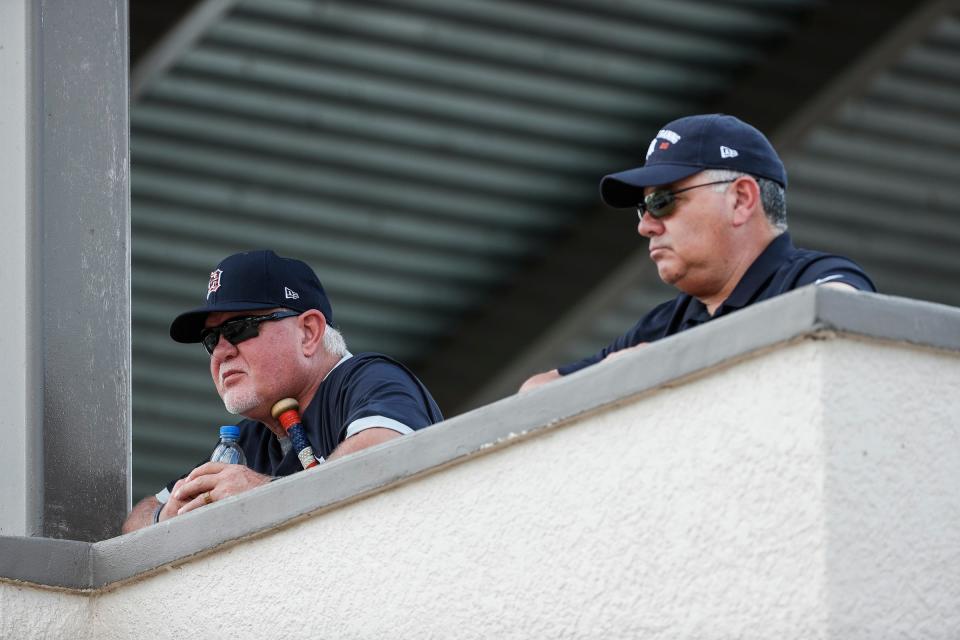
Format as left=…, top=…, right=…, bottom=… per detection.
left=124, top=430, right=400, bottom=532
left=122, top=496, right=161, bottom=534
left=519, top=369, right=561, bottom=393
left=327, top=427, right=401, bottom=462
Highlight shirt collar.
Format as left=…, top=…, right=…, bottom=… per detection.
left=323, top=351, right=353, bottom=382
left=277, top=352, right=352, bottom=439
left=720, top=232, right=794, bottom=311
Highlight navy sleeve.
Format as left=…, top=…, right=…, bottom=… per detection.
left=558, top=298, right=678, bottom=376
left=796, top=256, right=876, bottom=292
left=335, top=359, right=442, bottom=441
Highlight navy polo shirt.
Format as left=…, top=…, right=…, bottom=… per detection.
left=558, top=233, right=875, bottom=376
left=158, top=352, right=443, bottom=498
left=232, top=352, right=443, bottom=476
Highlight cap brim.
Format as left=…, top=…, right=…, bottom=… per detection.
left=599, top=164, right=703, bottom=208
left=169, top=300, right=279, bottom=343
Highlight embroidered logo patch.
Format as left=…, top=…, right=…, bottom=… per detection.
left=284, top=287, right=300, bottom=300
left=207, top=269, right=223, bottom=299
left=720, top=146, right=739, bottom=159
left=646, top=129, right=682, bottom=160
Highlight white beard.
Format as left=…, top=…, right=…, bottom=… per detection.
left=222, top=386, right=263, bottom=416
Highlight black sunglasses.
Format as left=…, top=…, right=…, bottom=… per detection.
left=200, top=310, right=301, bottom=355
left=637, top=179, right=736, bottom=219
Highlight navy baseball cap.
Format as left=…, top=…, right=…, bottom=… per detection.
left=600, top=113, right=787, bottom=208
left=170, top=250, right=334, bottom=343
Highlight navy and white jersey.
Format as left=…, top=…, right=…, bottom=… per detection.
left=158, top=352, right=442, bottom=499
left=558, top=233, right=875, bottom=376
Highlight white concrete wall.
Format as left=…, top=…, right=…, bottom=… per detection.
left=3, top=334, right=958, bottom=638
left=93, top=339, right=829, bottom=639
left=819, top=339, right=960, bottom=636
left=0, top=585, right=91, bottom=639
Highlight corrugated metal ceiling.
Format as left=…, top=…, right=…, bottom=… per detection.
left=133, top=0, right=848, bottom=499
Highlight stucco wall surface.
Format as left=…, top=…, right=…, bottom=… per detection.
left=91, top=340, right=833, bottom=639
left=819, top=340, right=960, bottom=636
left=3, top=334, right=957, bottom=639
left=0, top=584, right=91, bottom=640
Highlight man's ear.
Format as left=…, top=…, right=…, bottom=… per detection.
left=299, top=310, right=326, bottom=357
left=730, top=176, right=761, bottom=227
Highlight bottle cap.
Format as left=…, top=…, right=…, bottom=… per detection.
left=219, top=425, right=241, bottom=439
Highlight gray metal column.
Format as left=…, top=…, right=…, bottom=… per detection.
left=39, top=0, right=131, bottom=542
left=0, top=0, right=131, bottom=542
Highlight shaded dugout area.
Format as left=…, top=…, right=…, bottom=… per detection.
left=129, top=0, right=960, bottom=499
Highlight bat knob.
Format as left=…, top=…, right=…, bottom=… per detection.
left=271, top=397, right=300, bottom=419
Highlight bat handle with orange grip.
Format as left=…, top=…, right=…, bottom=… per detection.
left=270, top=398, right=319, bottom=470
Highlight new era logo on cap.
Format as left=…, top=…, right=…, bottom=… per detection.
left=720, top=146, right=739, bottom=159
left=284, top=287, right=300, bottom=300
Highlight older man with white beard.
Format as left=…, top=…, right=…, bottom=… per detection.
left=122, top=250, right=443, bottom=532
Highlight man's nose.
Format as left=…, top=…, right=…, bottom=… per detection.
left=638, top=211, right=663, bottom=238
left=211, top=334, right=237, bottom=359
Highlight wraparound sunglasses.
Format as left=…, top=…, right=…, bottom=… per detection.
left=200, top=310, right=301, bottom=355
left=637, top=179, right=735, bottom=219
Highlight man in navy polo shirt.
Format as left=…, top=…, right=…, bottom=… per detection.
left=122, top=250, right=443, bottom=532
left=520, top=113, right=875, bottom=392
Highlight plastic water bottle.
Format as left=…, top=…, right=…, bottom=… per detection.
left=210, top=425, right=247, bottom=465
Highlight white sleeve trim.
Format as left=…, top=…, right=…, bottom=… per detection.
left=155, top=487, right=171, bottom=505
left=345, top=415, right=414, bottom=438
left=813, top=274, right=846, bottom=285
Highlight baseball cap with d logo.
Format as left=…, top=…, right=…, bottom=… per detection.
left=169, top=250, right=334, bottom=343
